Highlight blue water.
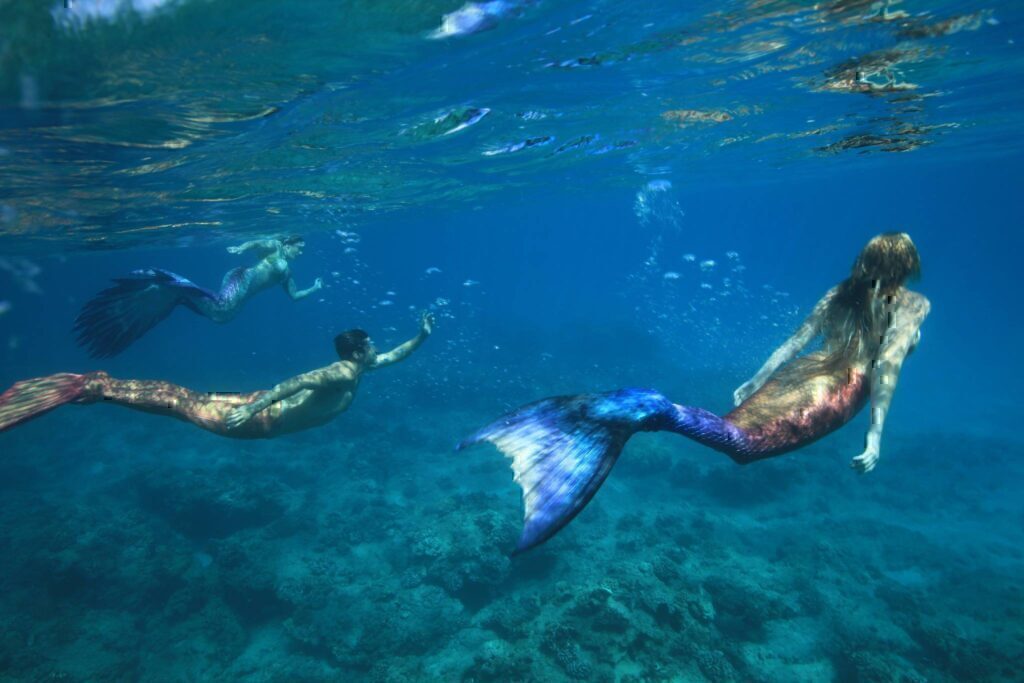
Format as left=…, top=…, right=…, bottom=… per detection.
left=1, top=1, right=1023, bottom=681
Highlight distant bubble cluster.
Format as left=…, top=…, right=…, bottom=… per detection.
left=0, top=257, right=43, bottom=295
left=323, top=225, right=371, bottom=307
left=633, top=179, right=688, bottom=285
left=634, top=179, right=682, bottom=231
left=626, top=181, right=800, bottom=373
left=312, top=225, right=502, bottom=407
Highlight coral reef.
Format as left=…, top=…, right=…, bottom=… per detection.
left=0, top=395, right=1021, bottom=682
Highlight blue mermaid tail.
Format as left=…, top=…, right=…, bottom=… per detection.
left=458, top=388, right=710, bottom=553
left=74, top=268, right=216, bottom=358
left=462, top=367, right=869, bottom=553
left=458, top=384, right=856, bottom=553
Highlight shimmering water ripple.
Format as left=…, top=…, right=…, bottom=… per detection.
left=0, top=0, right=1020, bottom=250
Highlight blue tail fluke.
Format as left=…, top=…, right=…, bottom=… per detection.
left=74, top=269, right=216, bottom=358
left=458, top=389, right=672, bottom=553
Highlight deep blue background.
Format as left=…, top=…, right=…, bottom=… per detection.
left=3, top=152, right=1020, bottom=447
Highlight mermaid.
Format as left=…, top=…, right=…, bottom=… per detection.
left=74, top=235, right=323, bottom=357
left=460, top=233, right=930, bottom=553
left=0, top=313, right=432, bottom=438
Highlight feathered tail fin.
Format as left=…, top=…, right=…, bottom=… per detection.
left=74, top=269, right=216, bottom=358
left=458, top=388, right=674, bottom=553
left=0, top=373, right=90, bottom=432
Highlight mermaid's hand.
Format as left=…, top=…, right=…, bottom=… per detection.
left=733, top=380, right=758, bottom=407
left=227, top=246, right=242, bottom=255
left=226, top=405, right=255, bottom=429
left=420, top=311, right=435, bottom=336
left=851, top=447, right=880, bottom=474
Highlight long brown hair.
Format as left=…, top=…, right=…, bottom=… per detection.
left=825, top=232, right=921, bottom=357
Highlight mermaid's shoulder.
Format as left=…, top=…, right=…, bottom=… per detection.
left=892, top=288, right=930, bottom=323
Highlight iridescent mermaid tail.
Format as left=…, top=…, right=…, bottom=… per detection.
left=0, top=373, right=91, bottom=432
left=458, top=388, right=752, bottom=552
left=74, top=269, right=216, bottom=357
left=459, top=391, right=639, bottom=553
left=0, top=371, right=273, bottom=438
left=460, top=378, right=867, bottom=553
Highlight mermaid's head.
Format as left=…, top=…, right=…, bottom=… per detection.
left=280, top=234, right=305, bottom=260
left=851, top=232, right=921, bottom=292
left=827, top=232, right=921, bottom=356
left=334, top=329, right=374, bottom=364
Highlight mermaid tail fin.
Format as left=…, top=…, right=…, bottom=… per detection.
left=458, top=389, right=672, bottom=553
left=74, top=269, right=216, bottom=358
left=0, top=373, right=89, bottom=432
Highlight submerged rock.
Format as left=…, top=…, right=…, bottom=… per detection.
left=542, top=625, right=593, bottom=680
left=463, top=638, right=529, bottom=681
left=697, top=648, right=738, bottom=683
left=132, top=465, right=293, bottom=540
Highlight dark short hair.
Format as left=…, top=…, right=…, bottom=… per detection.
left=281, top=234, right=305, bottom=246
left=334, top=329, right=370, bottom=360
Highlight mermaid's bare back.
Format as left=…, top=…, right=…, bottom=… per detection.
left=725, top=351, right=869, bottom=457
left=197, top=259, right=288, bottom=322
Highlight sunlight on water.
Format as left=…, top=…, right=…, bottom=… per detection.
left=1, top=0, right=1021, bottom=250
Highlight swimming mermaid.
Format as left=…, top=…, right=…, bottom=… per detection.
left=74, top=235, right=323, bottom=357
left=460, top=233, right=930, bottom=553
left=1, top=314, right=432, bottom=438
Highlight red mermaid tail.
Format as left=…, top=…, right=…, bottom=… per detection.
left=0, top=373, right=91, bottom=432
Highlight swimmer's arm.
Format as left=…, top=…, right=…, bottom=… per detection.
left=733, top=287, right=837, bottom=406
left=370, top=312, right=434, bottom=369
left=227, top=239, right=280, bottom=256
left=225, top=364, right=353, bottom=427
left=284, top=276, right=323, bottom=301
left=853, top=294, right=931, bottom=473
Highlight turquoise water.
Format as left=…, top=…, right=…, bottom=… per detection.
left=1, top=1, right=1023, bottom=681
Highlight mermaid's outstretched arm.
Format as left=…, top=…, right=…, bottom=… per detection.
left=370, top=313, right=433, bottom=369
left=853, top=293, right=930, bottom=473
left=227, top=239, right=280, bottom=256
left=284, top=275, right=323, bottom=301
left=225, top=363, right=354, bottom=428
left=733, top=286, right=837, bottom=405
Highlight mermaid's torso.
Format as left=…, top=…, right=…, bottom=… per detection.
left=268, top=381, right=357, bottom=436
left=725, top=352, right=870, bottom=457
left=195, top=255, right=290, bottom=322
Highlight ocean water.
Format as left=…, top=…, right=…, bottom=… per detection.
left=1, top=1, right=1023, bottom=681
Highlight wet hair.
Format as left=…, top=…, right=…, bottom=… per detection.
left=334, top=329, right=370, bottom=360
left=281, top=234, right=305, bottom=247
left=850, top=232, right=921, bottom=290
left=825, top=232, right=921, bottom=357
